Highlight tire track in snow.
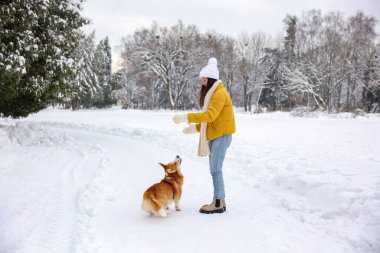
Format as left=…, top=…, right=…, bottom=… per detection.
left=0, top=124, right=108, bottom=253
left=16, top=153, right=86, bottom=253
left=32, top=123, right=108, bottom=253
left=72, top=156, right=107, bottom=253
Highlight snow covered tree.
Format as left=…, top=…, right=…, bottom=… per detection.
left=0, top=0, right=88, bottom=118
left=110, top=68, right=124, bottom=91
left=321, top=12, right=348, bottom=111
left=258, top=48, right=289, bottom=111
left=66, top=31, right=100, bottom=109
left=123, top=21, right=203, bottom=109
left=65, top=33, right=115, bottom=110
left=282, top=63, right=326, bottom=108
left=346, top=12, right=378, bottom=111
left=283, top=15, right=297, bottom=65
left=235, top=32, right=270, bottom=111
left=362, top=45, right=380, bottom=112
left=92, top=37, right=114, bottom=108
left=102, top=37, right=113, bottom=106
left=235, top=32, right=253, bottom=111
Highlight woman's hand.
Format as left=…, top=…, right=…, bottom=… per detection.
left=183, top=124, right=197, bottom=134
left=172, top=114, right=188, bottom=124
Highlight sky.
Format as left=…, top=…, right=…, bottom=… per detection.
left=80, top=0, right=380, bottom=71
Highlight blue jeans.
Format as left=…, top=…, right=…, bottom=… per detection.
left=208, top=134, right=232, bottom=199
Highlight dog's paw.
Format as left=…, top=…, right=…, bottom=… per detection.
left=175, top=207, right=181, bottom=211
left=158, top=208, right=167, bottom=217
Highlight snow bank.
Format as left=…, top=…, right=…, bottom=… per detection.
left=0, top=122, right=72, bottom=147
left=0, top=121, right=107, bottom=253
left=234, top=106, right=380, bottom=119
left=260, top=166, right=380, bottom=250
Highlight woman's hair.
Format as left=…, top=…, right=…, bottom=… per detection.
left=199, top=78, right=217, bottom=108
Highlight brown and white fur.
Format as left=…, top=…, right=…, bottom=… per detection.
left=141, top=155, right=184, bottom=217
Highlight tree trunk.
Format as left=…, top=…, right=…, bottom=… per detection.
left=337, top=82, right=342, bottom=110
left=256, top=87, right=263, bottom=111
left=346, top=76, right=351, bottom=111
left=243, top=76, right=249, bottom=112
left=248, top=91, right=253, bottom=111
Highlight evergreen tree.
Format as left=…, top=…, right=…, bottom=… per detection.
left=0, top=0, right=88, bottom=118
left=363, top=46, right=380, bottom=112
left=259, top=48, right=288, bottom=111
left=68, top=31, right=100, bottom=109
left=92, top=38, right=114, bottom=107
left=111, top=68, right=125, bottom=91
left=102, top=37, right=113, bottom=106
left=283, top=15, right=297, bottom=65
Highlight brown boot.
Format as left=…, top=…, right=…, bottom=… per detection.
left=199, top=199, right=224, bottom=214
left=202, top=199, right=226, bottom=211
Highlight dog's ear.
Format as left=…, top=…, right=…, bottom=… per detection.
left=159, top=163, right=166, bottom=169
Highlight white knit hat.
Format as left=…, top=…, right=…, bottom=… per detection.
left=199, top=57, right=219, bottom=79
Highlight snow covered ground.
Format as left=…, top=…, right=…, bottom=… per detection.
left=0, top=107, right=379, bottom=253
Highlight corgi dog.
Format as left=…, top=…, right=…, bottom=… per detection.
left=141, top=155, right=184, bottom=217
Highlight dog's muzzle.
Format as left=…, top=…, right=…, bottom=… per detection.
left=175, top=155, right=182, bottom=164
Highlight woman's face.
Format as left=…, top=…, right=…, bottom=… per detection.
left=200, top=77, right=208, bottom=86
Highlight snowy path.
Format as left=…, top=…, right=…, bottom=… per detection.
left=0, top=123, right=107, bottom=253
left=0, top=109, right=379, bottom=253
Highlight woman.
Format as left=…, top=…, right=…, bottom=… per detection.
left=172, top=57, right=236, bottom=214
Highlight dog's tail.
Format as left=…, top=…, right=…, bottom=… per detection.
left=141, top=193, right=163, bottom=216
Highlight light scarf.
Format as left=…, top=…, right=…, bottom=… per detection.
left=198, top=80, right=221, bottom=157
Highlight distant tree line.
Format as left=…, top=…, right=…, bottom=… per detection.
left=114, top=10, right=379, bottom=113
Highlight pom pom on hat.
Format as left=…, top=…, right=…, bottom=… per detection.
left=208, top=57, right=217, bottom=65
left=199, top=57, right=219, bottom=79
